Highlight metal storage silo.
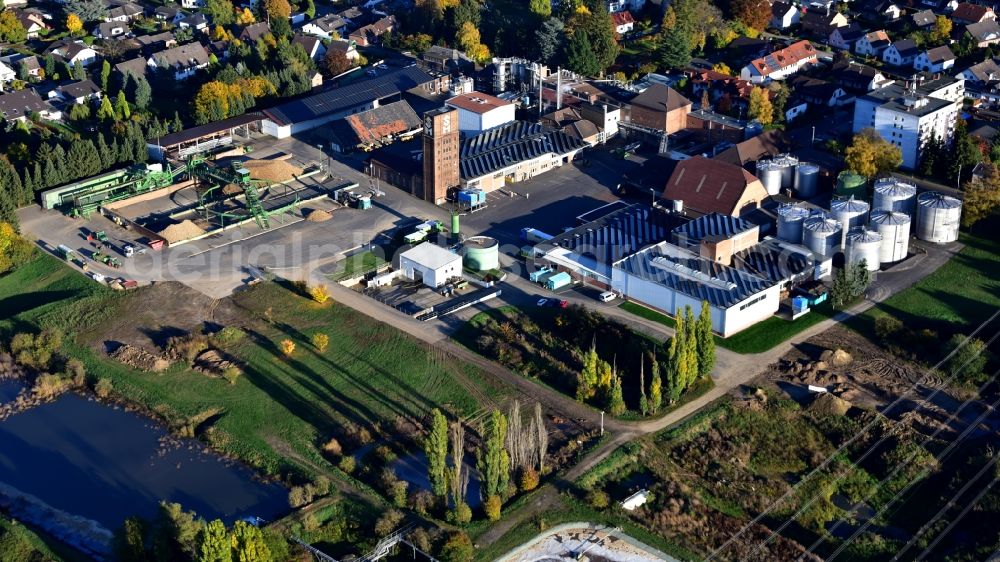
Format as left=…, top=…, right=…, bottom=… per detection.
left=873, top=178, right=917, bottom=216
left=462, top=236, right=500, bottom=271
left=845, top=227, right=882, bottom=271
left=830, top=196, right=871, bottom=231
left=777, top=204, right=811, bottom=244
left=773, top=154, right=799, bottom=189
left=794, top=163, right=820, bottom=199
left=836, top=171, right=867, bottom=199
left=803, top=215, right=842, bottom=257
left=756, top=160, right=783, bottom=196
left=916, top=191, right=962, bottom=243
left=869, top=210, right=911, bottom=263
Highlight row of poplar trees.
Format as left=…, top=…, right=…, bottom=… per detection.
left=424, top=401, right=547, bottom=522
left=575, top=301, right=716, bottom=417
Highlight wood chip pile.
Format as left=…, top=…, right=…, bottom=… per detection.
left=159, top=220, right=206, bottom=243
left=243, top=159, right=303, bottom=183
left=305, top=209, right=333, bottom=222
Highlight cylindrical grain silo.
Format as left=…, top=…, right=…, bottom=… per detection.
left=869, top=210, right=911, bottom=263
left=836, top=171, right=867, bottom=199
left=794, top=163, right=820, bottom=199
left=845, top=227, right=882, bottom=271
left=756, top=160, right=783, bottom=196
left=463, top=236, right=500, bottom=271
left=803, top=215, right=842, bottom=258
left=777, top=204, right=811, bottom=244
left=916, top=191, right=962, bottom=243
left=773, top=154, right=799, bottom=189
left=831, top=196, right=871, bottom=231
left=872, top=178, right=917, bottom=216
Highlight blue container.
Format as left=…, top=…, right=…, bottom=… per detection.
left=457, top=190, right=474, bottom=203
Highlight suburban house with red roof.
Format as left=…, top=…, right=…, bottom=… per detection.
left=740, top=40, right=819, bottom=84
left=952, top=2, right=996, bottom=25
left=611, top=11, right=635, bottom=34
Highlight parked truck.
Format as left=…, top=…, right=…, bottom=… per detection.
left=520, top=227, right=554, bottom=244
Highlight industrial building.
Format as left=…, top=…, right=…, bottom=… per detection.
left=445, top=92, right=516, bottom=135
left=662, top=156, right=769, bottom=217
left=328, top=100, right=423, bottom=153
left=398, top=242, right=463, bottom=288
left=147, top=113, right=263, bottom=160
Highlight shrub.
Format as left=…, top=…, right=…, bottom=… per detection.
left=375, top=445, right=396, bottom=463
left=312, top=476, right=331, bottom=496
left=221, top=365, right=242, bottom=384
left=280, top=339, right=295, bottom=357
left=338, top=456, right=356, bottom=474
left=484, top=495, right=502, bottom=521
left=166, top=333, right=209, bottom=363
left=312, top=332, right=329, bottom=352
left=64, top=358, right=86, bottom=387
left=587, top=489, right=610, bottom=509
left=94, top=378, right=112, bottom=398
left=449, top=502, right=472, bottom=526
left=438, top=531, right=474, bottom=562
left=288, top=486, right=309, bottom=508
left=213, top=326, right=245, bottom=345
left=309, top=285, right=330, bottom=304
left=409, top=490, right=435, bottom=515
left=322, top=438, right=343, bottom=457
left=32, top=374, right=68, bottom=400
left=300, top=512, right=320, bottom=532
left=391, top=480, right=408, bottom=508
left=519, top=467, right=539, bottom=492
left=374, top=509, right=403, bottom=537
left=874, top=316, right=903, bottom=342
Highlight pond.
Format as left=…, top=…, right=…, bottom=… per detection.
left=392, top=451, right=483, bottom=508
left=0, top=383, right=287, bottom=557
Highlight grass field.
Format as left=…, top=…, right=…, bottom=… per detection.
left=619, top=300, right=838, bottom=354
left=0, top=255, right=509, bottom=481
left=327, top=251, right=386, bottom=281
left=0, top=514, right=92, bottom=562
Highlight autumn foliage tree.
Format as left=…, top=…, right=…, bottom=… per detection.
left=845, top=128, right=902, bottom=178
left=730, top=0, right=771, bottom=31
left=66, top=13, right=83, bottom=35
left=263, top=0, right=291, bottom=19
left=456, top=22, right=490, bottom=63
left=961, top=167, right=1000, bottom=227
left=748, top=86, right=773, bottom=125
left=322, top=49, right=352, bottom=76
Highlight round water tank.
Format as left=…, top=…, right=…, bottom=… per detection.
left=869, top=210, right=911, bottom=263
left=777, top=204, right=811, bottom=244
left=845, top=227, right=882, bottom=271
left=803, top=215, right=842, bottom=257
left=873, top=178, right=917, bottom=216
left=463, top=236, right=500, bottom=271
left=836, top=171, right=867, bottom=199
left=773, top=154, right=799, bottom=189
left=916, top=191, right=962, bottom=243
left=830, top=196, right=871, bottom=232
left=756, top=160, right=783, bottom=196
left=794, top=163, right=820, bottom=199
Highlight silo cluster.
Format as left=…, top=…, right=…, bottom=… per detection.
left=916, top=191, right=962, bottom=244
left=776, top=203, right=811, bottom=244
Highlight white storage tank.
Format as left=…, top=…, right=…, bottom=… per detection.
left=756, top=160, right=783, bottom=196
left=869, top=210, right=911, bottom=263
left=873, top=178, right=917, bottom=216
left=773, top=154, right=799, bottom=189
left=803, top=215, right=842, bottom=257
left=830, top=196, right=871, bottom=231
left=794, top=163, right=820, bottom=199
left=845, top=227, right=882, bottom=271
left=916, top=191, right=962, bottom=243
left=777, top=204, right=811, bottom=244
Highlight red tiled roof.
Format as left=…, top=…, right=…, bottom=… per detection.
left=447, top=91, right=512, bottom=114
left=953, top=2, right=994, bottom=22
left=662, top=156, right=763, bottom=216
left=611, top=11, right=635, bottom=26
left=748, top=40, right=818, bottom=77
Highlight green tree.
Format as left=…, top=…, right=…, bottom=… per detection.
left=97, top=95, right=116, bottom=121
left=0, top=222, right=34, bottom=273
left=65, top=0, right=108, bottom=21
left=68, top=102, right=91, bottom=121
left=304, top=0, right=316, bottom=18
left=204, top=0, right=236, bottom=26
left=696, top=301, right=715, bottom=377
left=845, top=128, right=902, bottom=178
left=943, top=334, right=991, bottom=385
left=962, top=171, right=1000, bottom=227
left=478, top=409, right=510, bottom=499
left=425, top=408, right=449, bottom=497
left=565, top=28, right=600, bottom=76
left=100, top=59, right=111, bottom=91
left=576, top=341, right=599, bottom=400
left=72, top=60, right=86, bottom=80
left=533, top=17, right=564, bottom=65
left=529, top=0, right=551, bottom=17
left=439, top=532, right=474, bottom=562
left=115, top=90, right=131, bottom=120
left=134, top=76, right=152, bottom=110
left=638, top=357, right=648, bottom=416
left=666, top=316, right=684, bottom=402
left=231, top=520, right=271, bottom=562
left=657, top=28, right=692, bottom=70
left=607, top=372, right=625, bottom=416
left=683, top=305, right=699, bottom=388
left=66, top=138, right=101, bottom=178
left=197, top=520, right=231, bottom=562
left=113, top=517, right=149, bottom=562
left=152, top=502, right=202, bottom=562
left=930, top=15, right=952, bottom=43
left=0, top=10, right=27, bottom=43
left=648, top=352, right=662, bottom=413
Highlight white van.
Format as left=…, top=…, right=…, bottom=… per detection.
left=598, top=291, right=616, bottom=303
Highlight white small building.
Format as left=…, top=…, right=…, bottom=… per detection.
left=621, top=490, right=650, bottom=511
left=770, top=1, right=800, bottom=30
left=445, top=91, right=516, bottom=135
left=398, top=243, right=463, bottom=288
left=0, top=60, right=14, bottom=83
left=913, top=46, right=956, bottom=73
left=882, top=39, right=919, bottom=67
left=854, top=30, right=891, bottom=57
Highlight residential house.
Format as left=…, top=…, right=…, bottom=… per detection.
left=800, top=10, right=848, bottom=36
left=292, top=34, right=327, bottom=60
left=611, top=11, right=635, bottom=34
left=790, top=75, right=849, bottom=106
left=348, top=15, right=395, bottom=47
left=154, top=5, right=184, bottom=24
left=911, top=9, right=936, bottom=28
left=238, top=22, right=270, bottom=42
left=180, top=0, right=204, bottom=8
left=2, top=0, right=26, bottom=7
left=206, top=39, right=229, bottom=61
left=966, top=20, right=1000, bottom=47
left=713, top=130, right=791, bottom=167
left=854, top=30, right=891, bottom=57
left=685, top=68, right=755, bottom=114
left=115, top=56, right=148, bottom=78
left=662, top=156, right=769, bottom=217
left=301, top=14, right=349, bottom=39
left=727, top=36, right=772, bottom=61
left=0, top=88, right=62, bottom=121
left=740, top=40, right=819, bottom=83
left=327, top=38, right=360, bottom=62
left=134, top=31, right=176, bottom=52
left=147, top=42, right=211, bottom=80
left=960, top=58, right=1000, bottom=86
left=104, top=0, right=143, bottom=22
left=606, top=0, right=644, bottom=13
left=14, top=10, right=49, bottom=39
left=421, top=45, right=473, bottom=73
left=784, top=96, right=809, bottom=122
left=44, top=40, right=98, bottom=67
left=628, top=84, right=692, bottom=133
left=858, top=0, right=901, bottom=21
left=829, top=23, right=865, bottom=50
left=94, top=21, right=131, bottom=39
left=770, top=1, right=800, bottom=30
left=830, top=59, right=890, bottom=92
left=882, top=39, right=919, bottom=66
left=336, top=6, right=369, bottom=27
left=913, top=45, right=955, bottom=72
left=56, top=79, right=101, bottom=104
left=952, top=2, right=995, bottom=25
left=177, top=13, right=209, bottom=32
left=3, top=54, right=41, bottom=79
left=0, top=60, right=14, bottom=83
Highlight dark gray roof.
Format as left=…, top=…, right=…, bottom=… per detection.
left=0, top=89, right=53, bottom=119
left=731, top=238, right=813, bottom=284
left=542, top=204, right=679, bottom=269
left=458, top=121, right=586, bottom=180
left=116, top=56, right=147, bottom=77
left=671, top=213, right=756, bottom=247
left=890, top=39, right=919, bottom=57
left=911, top=9, right=936, bottom=26
left=58, top=79, right=101, bottom=98
left=156, top=112, right=263, bottom=146
left=617, top=242, right=775, bottom=308
left=150, top=42, right=211, bottom=69
left=308, top=14, right=349, bottom=32
left=967, top=20, right=1000, bottom=42
left=262, top=65, right=434, bottom=125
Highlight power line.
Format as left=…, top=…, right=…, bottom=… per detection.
left=704, top=308, right=1000, bottom=561
left=751, top=328, right=1000, bottom=562
left=913, top=469, right=999, bottom=561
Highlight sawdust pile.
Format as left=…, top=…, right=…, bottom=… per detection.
left=222, top=183, right=243, bottom=196
left=305, top=209, right=332, bottom=222
left=158, top=220, right=206, bottom=243
left=244, top=159, right=302, bottom=183
left=193, top=349, right=236, bottom=376
left=110, top=344, right=171, bottom=372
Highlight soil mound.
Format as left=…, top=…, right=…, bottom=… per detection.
left=110, top=344, right=171, bottom=372
left=193, top=349, right=236, bottom=376
left=809, top=392, right=852, bottom=416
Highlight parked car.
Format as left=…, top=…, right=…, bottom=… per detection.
left=599, top=291, right=616, bottom=303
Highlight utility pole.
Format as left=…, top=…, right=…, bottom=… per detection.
left=600, top=411, right=604, bottom=435
left=811, top=126, right=815, bottom=148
